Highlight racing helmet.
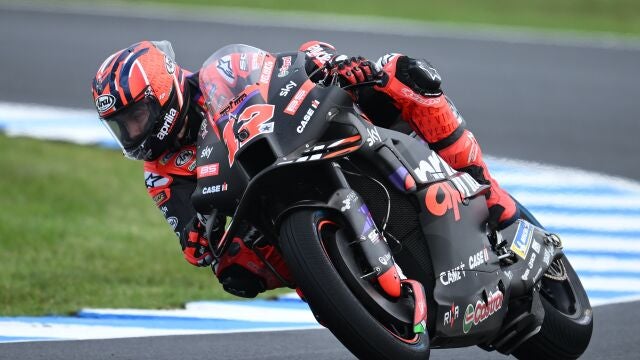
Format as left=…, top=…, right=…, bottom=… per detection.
left=91, top=40, right=190, bottom=160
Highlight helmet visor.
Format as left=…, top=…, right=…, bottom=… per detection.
left=100, top=96, right=160, bottom=149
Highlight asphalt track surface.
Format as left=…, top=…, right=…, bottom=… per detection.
left=1, top=2, right=639, bottom=359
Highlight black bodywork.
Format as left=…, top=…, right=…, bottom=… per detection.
left=192, top=49, right=563, bottom=353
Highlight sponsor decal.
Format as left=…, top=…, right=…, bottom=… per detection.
left=284, top=80, right=314, bottom=115
left=278, top=56, right=292, bottom=77
left=259, top=57, right=275, bottom=84
left=414, top=153, right=456, bottom=182
left=296, top=99, right=320, bottom=133
left=251, top=52, right=262, bottom=70
left=504, top=270, right=513, bottom=280
left=216, top=55, right=235, bottom=83
left=159, top=150, right=176, bottom=165
left=164, top=55, right=175, bottom=74
left=222, top=102, right=275, bottom=166
left=279, top=80, right=297, bottom=97
left=366, top=127, right=382, bottom=147
left=304, top=44, right=333, bottom=63
left=400, top=88, right=441, bottom=106
left=378, top=252, right=392, bottom=266
left=200, top=146, right=213, bottom=159
left=160, top=206, right=168, bottom=215
left=196, top=163, right=220, bottom=178
left=416, top=61, right=441, bottom=82
left=157, top=108, right=177, bottom=140
left=425, top=181, right=462, bottom=221
left=95, top=94, right=116, bottom=113
left=174, top=149, right=194, bottom=167
left=188, top=161, right=196, bottom=172
left=218, top=93, right=248, bottom=116
left=521, top=268, right=530, bottom=281
left=542, top=248, right=552, bottom=266
left=439, top=262, right=466, bottom=286
left=167, top=216, right=178, bottom=230
left=202, top=182, right=228, bottom=194
left=199, top=121, right=208, bottom=139
left=443, top=303, right=460, bottom=328
left=152, top=191, right=168, bottom=206
left=340, top=191, right=358, bottom=211
left=533, top=267, right=543, bottom=282
left=462, top=290, right=504, bottom=334
left=528, top=252, right=537, bottom=269
left=511, top=221, right=534, bottom=260
left=239, top=53, right=248, bottom=71
left=367, top=229, right=380, bottom=244
left=469, top=248, right=489, bottom=270
left=258, top=122, right=274, bottom=134
left=144, top=171, right=169, bottom=189
left=531, top=239, right=541, bottom=254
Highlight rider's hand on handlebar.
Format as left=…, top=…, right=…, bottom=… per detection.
left=328, top=55, right=379, bottom=88
left=181, top=216, right=214, bottom=267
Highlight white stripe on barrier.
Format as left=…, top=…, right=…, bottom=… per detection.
left=560, top=235, right=640, bottom=254
left=579, top=276, right=640, bottom=292
left=533, top=212, right=640, bottom=232
left=569, top=256, right=640, bottom=273
left=508, top=193, right=640, bottom=210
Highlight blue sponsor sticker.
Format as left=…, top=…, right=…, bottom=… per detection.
left=510, top=221, right=534, bottom=259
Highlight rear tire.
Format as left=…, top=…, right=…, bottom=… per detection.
left=279, top=210, right=430, bottom=360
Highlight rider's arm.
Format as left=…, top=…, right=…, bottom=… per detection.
left=143, top=146, right=223, bottom=266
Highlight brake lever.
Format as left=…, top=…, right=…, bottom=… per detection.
left=341, top=79, right=384, bottom=90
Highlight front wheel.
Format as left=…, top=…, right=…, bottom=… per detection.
left=279, top=210, right=430, bottom=360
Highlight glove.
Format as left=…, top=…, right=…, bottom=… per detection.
left=375, top=54, right=443, bottom=97
left=374, top=54, right=460, bottom=144
left=329, top=55, right=377, bottom=87
left=214, top=227, right=293, bottom=298
left=180, top=216, right=214, bottom=267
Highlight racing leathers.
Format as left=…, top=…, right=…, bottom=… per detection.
left=145, top=41, right=517, bottom=299
left=143, top=69, right=292, bottom=298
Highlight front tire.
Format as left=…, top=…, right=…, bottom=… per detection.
left=279, top=210, right=430, bottom=360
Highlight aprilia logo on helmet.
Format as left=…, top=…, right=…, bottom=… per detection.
left=95, top=94, right=116, bottom=113
left=157, top=108, right=177, bottom=139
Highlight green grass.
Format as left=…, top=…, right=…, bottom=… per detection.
left=0, top=135, right=284, bottom=316
left=124, top=0, right=640, bottom=36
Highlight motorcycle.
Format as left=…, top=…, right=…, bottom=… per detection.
left=193, top=44, right=593, bottom=359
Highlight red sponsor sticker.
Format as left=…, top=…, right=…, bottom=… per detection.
left=260, top=57, right=275, bottom=84
left=284, top=80, right=315, bottom=115
left=425, top=182, right=463, bottom=221
left=197, top=163, right=220, bottom=178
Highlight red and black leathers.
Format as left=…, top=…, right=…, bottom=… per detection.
left=143, top=70, right=292, bottom=295
left=143, top=41, right=518, bottom=299
left=355, top=53, right=519, bottom=228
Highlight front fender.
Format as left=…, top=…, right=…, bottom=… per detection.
left=274, top=200, right=343, bottom=232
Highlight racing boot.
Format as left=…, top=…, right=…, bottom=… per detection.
left=374, top=54, right=519, bottom=229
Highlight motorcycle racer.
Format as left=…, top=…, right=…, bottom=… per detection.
left=91, top=40, right=517, bottom=298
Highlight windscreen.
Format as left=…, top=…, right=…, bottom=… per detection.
left=199, top=44, right=270, bottom=118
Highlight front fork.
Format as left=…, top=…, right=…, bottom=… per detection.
left=327, top=162, right=427, bottom=331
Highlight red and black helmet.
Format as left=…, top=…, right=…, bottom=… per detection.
left=91, top=40, right=190, bottom=160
